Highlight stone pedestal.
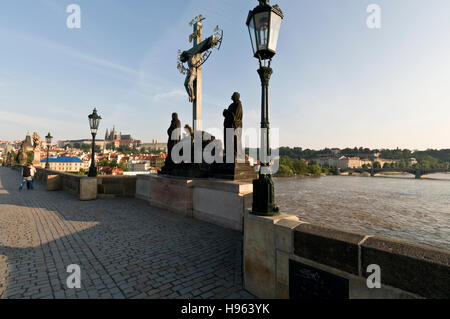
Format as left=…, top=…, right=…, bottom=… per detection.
left=135, top=174, right=253, bottom=231
left=160, top=163, right=209, bottom=179
left=80, top=178, right=97, bottom=201
left=136, top=175, right=151, bottom=201
left=160, top=162, right=258, bottom=182
left=212, top=162, right=258, bottom=182
left=244, top=212, right=301, bottom=299
left=193, top=180, right=253, bottom=231
left=147, top=175, right=194, bottom=217
left=32, top=150, right=41, bottom=166
left=18, top=153, right=27, bottom=165
left=46, top=175, right=61, bottom=191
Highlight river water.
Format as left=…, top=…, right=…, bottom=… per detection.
left=274, top=174, right=450, bottom=250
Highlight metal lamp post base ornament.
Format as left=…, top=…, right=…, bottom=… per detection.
left=251, top=65, right=279, bottom=216
left=252, top=173, right=279, bottom=216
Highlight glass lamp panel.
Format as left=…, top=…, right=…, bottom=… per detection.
left=254, top=11, right=270, bottom=52
left=268, top=13, right=282, bottom=52
left=94, top=118, right=100, bottom=130
left=91, top=124, right=98, bottom=134
left=89, top=112, right=101, bottom=130
left=247, top=17, right=257, bottom=55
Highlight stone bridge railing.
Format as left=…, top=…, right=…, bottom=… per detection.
left=12, top=166, right=137, bottom=200
left=244, top=213, right=450, bottom=299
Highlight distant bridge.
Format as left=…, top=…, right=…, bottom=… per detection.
left=339, top=168, right=450, bottom=179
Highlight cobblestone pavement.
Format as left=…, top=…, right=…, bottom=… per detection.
left=0, top=167, right=254, bottom=299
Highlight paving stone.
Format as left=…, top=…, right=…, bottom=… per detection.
left=0, top=167, right=254, bottom=300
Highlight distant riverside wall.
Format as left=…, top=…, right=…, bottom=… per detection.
left=244, top=212, right=450, bottom=299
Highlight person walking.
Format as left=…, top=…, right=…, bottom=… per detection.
left=19, top=163, right=36, bottom=191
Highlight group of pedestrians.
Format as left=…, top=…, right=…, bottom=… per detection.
left=19, top=163, right=37, bottom=191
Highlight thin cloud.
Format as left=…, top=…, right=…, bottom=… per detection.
left=0, top=27, right=139, bottom=77
left=0, top=110, right=83, bottom=140
left=153, top=90, right=186, bottom=102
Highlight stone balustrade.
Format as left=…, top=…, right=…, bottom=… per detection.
left=243, top=212, right=450, bottom=299
left=18, top=166, right=136, bottom=201
left=136, top=174, right=253, bottom=232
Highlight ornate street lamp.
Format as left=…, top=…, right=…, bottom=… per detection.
left=45, top=132, right=53, bottom=169
left=88, top=108, right=102, bottom=177
left=247, top=0, right=283, bottom=216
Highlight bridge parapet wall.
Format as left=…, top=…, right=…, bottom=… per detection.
left=15, top=167, right=137, bottom=200
left=244, top=212, right=450, bottom=299
left=97, top=176, right=137, bottom=198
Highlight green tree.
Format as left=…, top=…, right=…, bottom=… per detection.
left=292, top=159, right=308, bottom=175
left=110, top=159, right=118, bottom=168
left=98, top=159, right=110, bottom=167
left=118, top=145, right=132, bottom=154
left=321, top=165, right=330, bottom=175
left=279, top=156, right=294, bottom=168
left=328, top=166, right=339, bottom=175
left=307, top=161, right=322, bottom=176
left=26, top=151, right=34, bottom=164
left=277, top=164, right=294, bottom=177
left=118, top=161, right=128, bottom=171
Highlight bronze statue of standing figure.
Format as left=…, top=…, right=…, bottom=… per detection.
left=223, top=92, right=243, bottom=161
left=166, top=113, right=181, bottom=166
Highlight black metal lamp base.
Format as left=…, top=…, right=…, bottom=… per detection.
left=88, top=166, right=97, bottom=177
left=251, top=174, right=279, bottom=216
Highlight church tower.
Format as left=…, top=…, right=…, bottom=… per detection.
left=112, top=126, right=119, bottom=140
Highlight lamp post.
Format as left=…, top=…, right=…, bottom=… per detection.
left=88, top=108, right=102, bottom=177
left=45, top=132, right=53, bottom=169
left=247, top=0, right=283, bottom=216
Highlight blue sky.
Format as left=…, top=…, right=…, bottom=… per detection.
left=0, top=0, right=449, bottom=149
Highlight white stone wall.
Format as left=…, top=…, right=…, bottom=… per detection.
left=135, top=175, right=253, bottom=232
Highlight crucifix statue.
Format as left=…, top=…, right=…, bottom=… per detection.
left=178, top=15, right=223, bottom=132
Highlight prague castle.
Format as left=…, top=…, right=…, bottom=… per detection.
left=105, top=126, right=132, bottom=142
